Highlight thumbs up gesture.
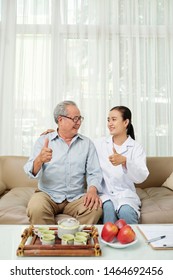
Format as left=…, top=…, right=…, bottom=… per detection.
left=39, top=138, right=52, bottom=163
left=109, top=147, right=126, bottom=167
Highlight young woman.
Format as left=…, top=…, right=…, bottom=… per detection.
left=94, top=106, right=149, bottom=224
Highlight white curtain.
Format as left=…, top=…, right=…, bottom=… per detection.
left=0, top=0, right=173, bottom=156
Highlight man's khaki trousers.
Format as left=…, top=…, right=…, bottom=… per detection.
left=27, top=190, right=102, bottom=225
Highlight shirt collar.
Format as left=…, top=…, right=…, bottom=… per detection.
left=106, top=135, right=134, bottom=153
left=106, top=135, right=134, bottom=145
left=50, top=130, right=84, bottom=141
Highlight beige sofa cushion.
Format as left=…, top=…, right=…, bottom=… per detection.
left=136, top=186, right=173, bottom=223
left=1, top=156, right=37, bottom=190
left=136, top=157, right=173, bottom=189
left=162, top=171, right=173, bottom=191
left=0, top=187, right=35, bottom=224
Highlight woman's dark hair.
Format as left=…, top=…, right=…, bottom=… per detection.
left=110, top=106, right=135, bottom=140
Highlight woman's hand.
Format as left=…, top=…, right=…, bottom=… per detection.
left=109, top=148, right=126, bottom=167
left=40, top=129, right=55, bottom=136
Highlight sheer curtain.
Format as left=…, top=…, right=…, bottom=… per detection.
left=0, top=0, right=173, bottom=156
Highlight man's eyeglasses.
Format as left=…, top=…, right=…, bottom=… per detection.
left=60, top=115, right=84, bottom=123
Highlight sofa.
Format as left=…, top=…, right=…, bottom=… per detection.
left=0, top=155, right=173, bottom=224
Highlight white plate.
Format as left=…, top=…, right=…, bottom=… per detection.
left=101, top=238, right=138, bottom=249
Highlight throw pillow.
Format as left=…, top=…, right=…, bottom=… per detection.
left=162, top=171, right=173, bottom=191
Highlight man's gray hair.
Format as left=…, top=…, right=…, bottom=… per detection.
left=53, top=100, right=77, bottom=124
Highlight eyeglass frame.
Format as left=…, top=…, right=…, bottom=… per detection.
left=60, top=115, right=84, bottom=123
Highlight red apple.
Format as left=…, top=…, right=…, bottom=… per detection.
left=117, top=225, right=136, bottom=244
left=115, top=219, right=127, bottom=229
left=101, top=222, right=119, bottom=242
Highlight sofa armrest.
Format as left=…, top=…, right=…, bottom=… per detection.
left=0, top=160, right=6, bottom=196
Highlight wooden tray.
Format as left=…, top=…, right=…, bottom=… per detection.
left=16, top=225, right=102, bottom=257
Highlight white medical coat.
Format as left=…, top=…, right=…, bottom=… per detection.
left=94, top=136, right=149, bottom=217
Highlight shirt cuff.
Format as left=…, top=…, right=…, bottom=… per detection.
left=24, top=161, right=43, bottom=179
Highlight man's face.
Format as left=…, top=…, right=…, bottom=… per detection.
left=58, top=105, right=82, bottom=137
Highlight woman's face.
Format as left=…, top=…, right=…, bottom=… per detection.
left=107, top=109, right=129, bottom=136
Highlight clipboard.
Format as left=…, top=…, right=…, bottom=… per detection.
left=137, top=225, right=173, bottom=250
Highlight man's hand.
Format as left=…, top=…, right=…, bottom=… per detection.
left=83, top=186, right=102, bottom=210
left=39, top=138, right=52, bottom=163
left=109, top=147, right=126, bottom=167
left=32, top=138, right=52, bottom=175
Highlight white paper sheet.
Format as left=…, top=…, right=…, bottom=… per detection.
left=138, top=225, right=173, bottom=249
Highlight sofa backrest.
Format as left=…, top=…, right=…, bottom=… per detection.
left=0, top=156, right=38, bottom=190
left=136, top=157, right=173, bottom=189
left=1, top=155, right=173, bottom=191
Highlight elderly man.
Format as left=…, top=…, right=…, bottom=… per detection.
left=24, top=100, right=103, bottom=224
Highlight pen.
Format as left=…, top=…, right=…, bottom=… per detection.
left=147, top=235, right=166, bottom=244
left=163, top=244, right=173, bottom=247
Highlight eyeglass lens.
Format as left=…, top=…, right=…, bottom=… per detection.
left=73, top=116, right=84, bottom=123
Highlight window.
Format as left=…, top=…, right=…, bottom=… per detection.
left=0, top=0, right=173, bottom=156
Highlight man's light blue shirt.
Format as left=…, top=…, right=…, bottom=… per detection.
left=24, top=131, right=103, bottom=203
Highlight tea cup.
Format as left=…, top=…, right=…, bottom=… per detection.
left=75, top=231, right=90, bottom=240
left=74, top=236, right=87, bottom=245
left=61, top=234, right=74, bottom=245
left=37, top=229, right=55, bottom=237
left=34, top=227, right=48, bottom=236
left=40, top=234, right=55, bottom=245
left=40, top=229, right=55, bottom=235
